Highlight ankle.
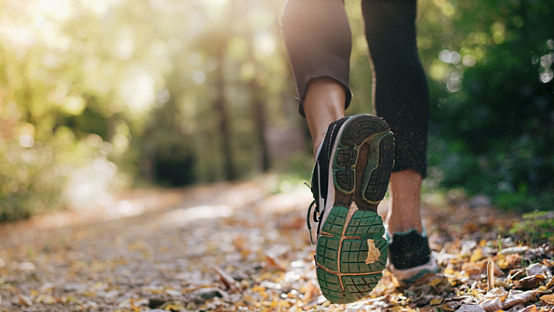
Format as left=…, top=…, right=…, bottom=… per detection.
left=386, top=222, right=423, bottom=235
left=313, top=133, right=326, bottom=158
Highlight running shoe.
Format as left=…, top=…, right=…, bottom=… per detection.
left=387, top=229, right=439, bottom=287
left=307, top=114, right=394, bottom=304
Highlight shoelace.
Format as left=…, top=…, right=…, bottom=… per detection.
left=305, top=182, right=321, bottom=245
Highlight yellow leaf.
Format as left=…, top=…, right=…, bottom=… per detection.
left=430, top=298, right=442, bottom=305
left=470, top=248, right=483, bottom=262
left=430, top=277, right=443, bottom=287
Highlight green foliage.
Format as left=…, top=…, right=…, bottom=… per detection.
left=509, top=211, right=554, bottom=244
left=421, top=0, right=554, bottom=210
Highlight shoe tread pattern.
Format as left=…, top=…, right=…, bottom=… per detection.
left=316, top=115, right=393, bottom=304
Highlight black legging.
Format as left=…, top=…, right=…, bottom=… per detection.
left=281, top=0, right=429, bottom=178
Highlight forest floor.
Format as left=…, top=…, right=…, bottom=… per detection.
left=0, top=175, right=552, bottom=312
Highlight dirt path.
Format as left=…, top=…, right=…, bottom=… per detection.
left=0, top=175, right=552, bottom=311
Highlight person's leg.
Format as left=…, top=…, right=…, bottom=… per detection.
left=281, top=0, right=394, bottom=303
left=361, top=0, right=437, bottom=285
left=388, top=170, right=423, bottom=233
left=280, top=0, right=352, bottom=141
left=361, top=0, right=429, bottom=234
left=303, top=78, right=346, bottom=156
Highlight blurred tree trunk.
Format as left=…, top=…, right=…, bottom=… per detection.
left=246, top=29, right=271, bottom=172
left=213, top=42, right=236, bottom=180
left=212, top=0, right=238, bottom=181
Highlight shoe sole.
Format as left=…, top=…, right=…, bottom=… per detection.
left=315, top=114, right=394, bottom=304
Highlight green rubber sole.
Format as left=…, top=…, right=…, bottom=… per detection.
left=316, top=207, right=387, bottom=304
left=315, top=114, right=393, bottom=304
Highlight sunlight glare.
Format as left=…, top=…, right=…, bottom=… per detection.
left=159, top=205, right=232, bottom=227
left=204, top=0, right=227, bottom=10
left=255, top=32, right=276, bottom=55
left=118, top=68, right=156, bottom=115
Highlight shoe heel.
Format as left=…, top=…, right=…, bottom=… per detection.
left=333, top=114, right=391, bottom=196
left=361, top=131, right=394, bottom=205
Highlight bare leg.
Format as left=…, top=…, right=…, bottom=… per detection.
left=303, top=78, right=346, bottom=156
left=386, top=169, right=423, bottom=234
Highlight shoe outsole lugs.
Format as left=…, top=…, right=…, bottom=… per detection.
left=315, top=115, right=394, bottom=304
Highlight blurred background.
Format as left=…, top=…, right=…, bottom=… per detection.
left=0, top=0, right=552, bottom=222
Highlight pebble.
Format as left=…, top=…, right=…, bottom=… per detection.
left=192, top=287, right=225, bottom=303
left=148, top=297, right=165, bottom=308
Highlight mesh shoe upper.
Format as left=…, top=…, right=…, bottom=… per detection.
left=307, top=117, right=349, bottom=244
left=388, top=229, right=432, bottom=270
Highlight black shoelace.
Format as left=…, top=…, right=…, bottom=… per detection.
left=305, top=181, right=321, bottom=245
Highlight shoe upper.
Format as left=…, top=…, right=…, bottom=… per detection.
left=388, top=229, right=432, bottom=270
left=307, top=117, right=349, bottom=244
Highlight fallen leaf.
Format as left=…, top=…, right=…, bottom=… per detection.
left=526, top=263, right=550, bottom=277
left=462, top=261, right=484, bottom=275
left=487, top=259, right=495, bottom=291
left=264, top=255, right=286, bottom=271
left=212, top=266, right=239, bottom=291
left=499, top=246, right=529, bottom=255
left=515, top=275, right=546, bottom=290
left=503, top=290, right=538, bottom=310
left=301, top=281, right=318, bottom=303
left=517, top=305, right=538, bottom=312
left=471, top=249, right=484, bottom=262
left=456, top=304, right=486, bottom=312
left=481, top=297, right=503, bottom=312
left=485, top=287, right=508, bottom=298
left=18, top=295, right=32, bottom=307
left=509, top=269, right=527, bottom=281
left=540, top=294, right=554, bottom=305
left=365, top=239, right=381, bottom=264
left=498, top=253, right=523, bottom=270
left=543, top=277, right=554, bottom=290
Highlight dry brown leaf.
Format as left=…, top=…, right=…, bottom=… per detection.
left=481, top=297, right=503, bottom=312
left=540, top=294, right=554, bottom=305
left=509, top=269, right=527, bottom=281
left=503, top=290, right=538, bottom=310
left=463, top=222, right=479, bottom=233
left=365, top=239, right=380, bottom=264
left=518, top=305, right=539, bottom=312
left=462, top=261, right=485, bottom=275
left=18, top=295, right=32, bottom=307
left=526, top=263, right=550, bottom=277
left=515, top=275, right=546, bottom=290
left=498, top=253, right=522, bottom=270
left=544, top=277, right=554, bottom=290
left=264, top=255, right=286, bottom=271
left=212, top=266, right=239, bottom=291
left=301, top=281, right=318, bottom=303
left=499, top=246, right=529, bottom=255
left=487, top=259, right=495, bottom=291
left=456, top=304, right=486, bottom=312
left=233, top=236, right=248, bottom=251
left=489, top=260, right=505, bottom=276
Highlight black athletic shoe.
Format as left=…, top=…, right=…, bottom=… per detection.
left=387, top=229, right=439, bottom=286
left=307, top=114, right=394, bottom=304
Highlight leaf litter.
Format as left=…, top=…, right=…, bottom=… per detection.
left=0, top=176, right=552, bottom=311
